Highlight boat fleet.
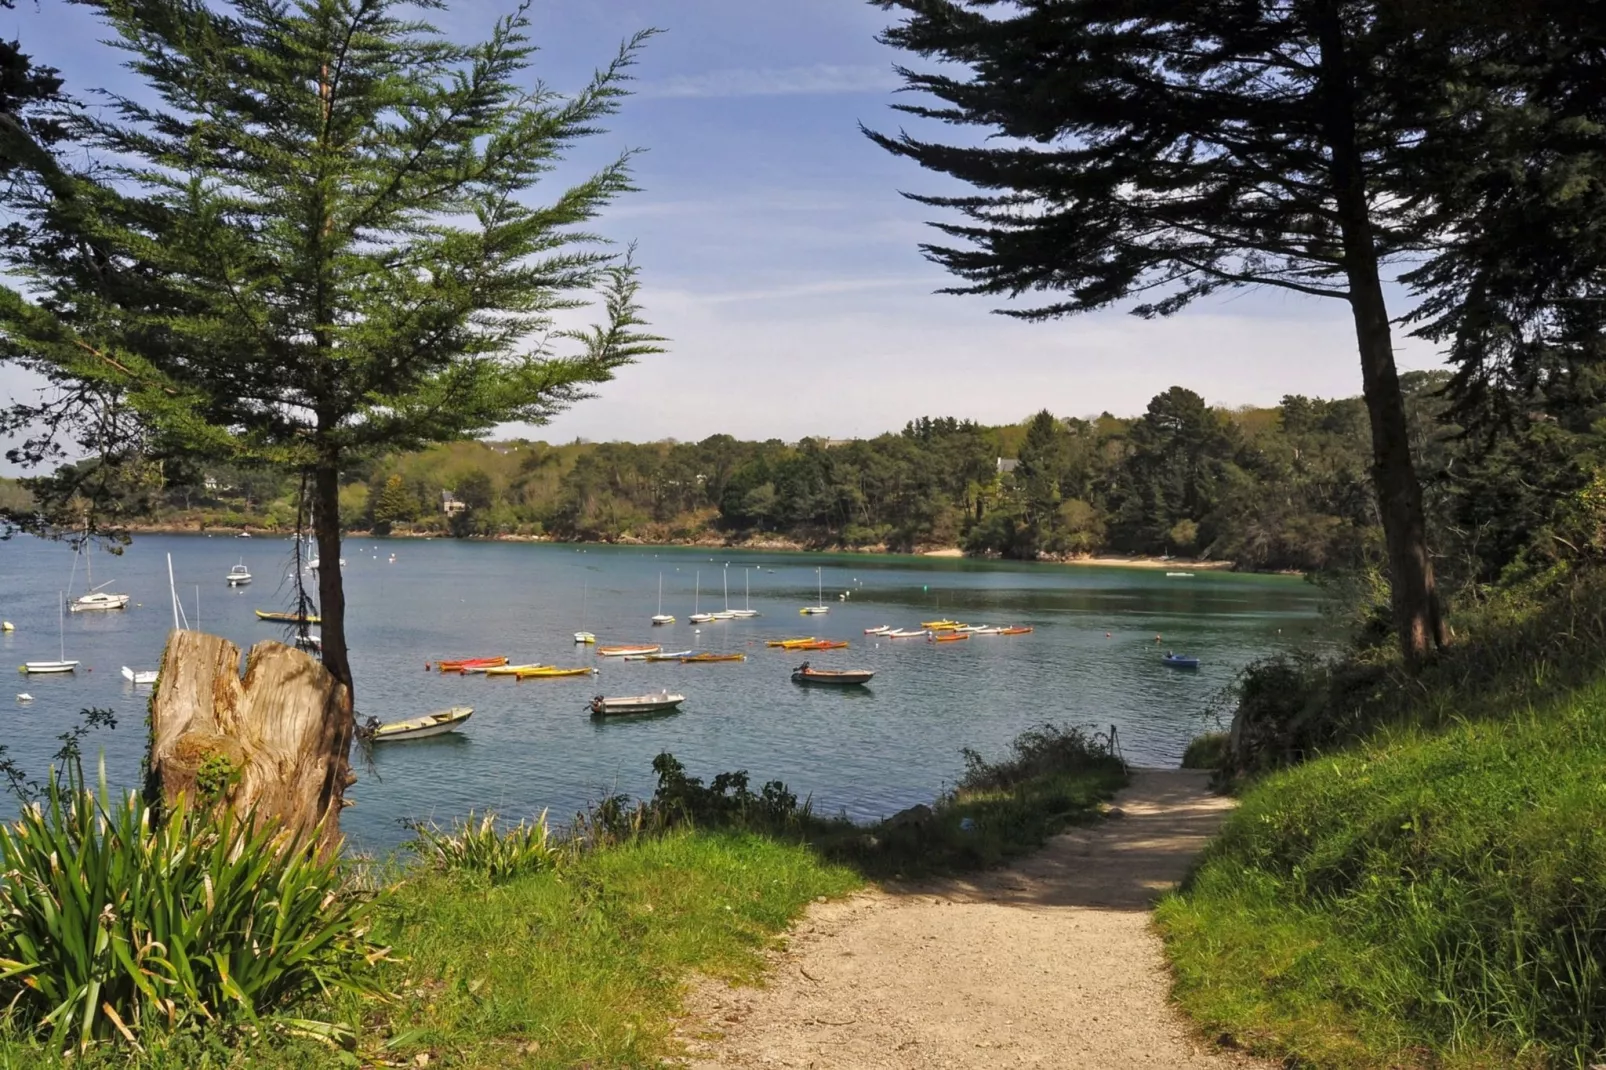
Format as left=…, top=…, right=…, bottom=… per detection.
left=10, top=549, right=1206, bottom=743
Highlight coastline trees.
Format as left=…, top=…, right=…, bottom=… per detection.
left=864, top=0, right=1456, bottom=663
left=0, top=0, right=662, bottom=704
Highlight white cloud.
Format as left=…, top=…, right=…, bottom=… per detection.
left=637, top=64, right=900, bottom=100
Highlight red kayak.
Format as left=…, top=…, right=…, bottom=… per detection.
left=433, top=656, right=508, bottom=673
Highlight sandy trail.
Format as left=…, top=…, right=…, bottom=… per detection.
left=679, top=768, right=1261, bottom=1069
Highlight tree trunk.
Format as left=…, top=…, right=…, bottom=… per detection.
left=1316, top=2, right=1449, bottom=665
left=147, top=629, right=354, bottom=855
left=312, top=460, right=354, bottom=707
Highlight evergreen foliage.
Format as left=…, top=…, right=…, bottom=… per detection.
left=865, top=0, right=1456, bottom=662
left=0, top=0, right=663, bottom=702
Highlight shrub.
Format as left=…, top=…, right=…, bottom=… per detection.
left=403, top=810, right=568, bottom=882
left=0, top=765, right=383, bottom=1049
left=957, top=722, right=1125, bottom=792
left=1180, top=732, right=1230, bottom=770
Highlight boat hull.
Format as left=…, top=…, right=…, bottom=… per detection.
left=71, top=594, right=129, bottom=612
left=121, top=666, right=158, bottom=685
left=1162, top=656, right=1200, bottom=669
left=256, top=610, right=321, bottom=624
left=791, top=669, right=875, bottom=686
left=597, top=645, right=661, bottom=657
left=22, top=661, right=78, bottom=674
left=590, top=693, right=685, bottom=716
left=369, top=706, right=473, bottom=741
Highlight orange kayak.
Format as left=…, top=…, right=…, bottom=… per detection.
left=930, top=633, right=970, bottom=643
left=435, top=656, right=508, bottom=672
left=996, top=626, right=1033, bottom=636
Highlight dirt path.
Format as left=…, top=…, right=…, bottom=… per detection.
left=679, top=769, right=1261, bottom=1069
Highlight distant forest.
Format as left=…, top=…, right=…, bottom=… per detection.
left=6, top=371, right=1518, bottom=575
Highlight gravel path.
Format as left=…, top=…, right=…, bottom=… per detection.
left=679, top=769, right=1263, bottom=1069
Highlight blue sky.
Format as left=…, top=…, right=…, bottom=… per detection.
left=2, top=0, right=1444, bottom=449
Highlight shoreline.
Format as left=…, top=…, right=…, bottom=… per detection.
left=116, top=523, right=1282, bottom=575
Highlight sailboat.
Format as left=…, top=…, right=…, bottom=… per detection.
left=574, top=580, right=596, bottom=644
left=712, top=566, right=736, bottom=620
left=651, top=573, right=675, bottom=625
left=69, top=546, right=130, bottom=612
left=729, top=568, right=759, bottom=618
left=688, top=570, right=716, bottom=624
left=23, top=594, right=78, bottom=673
left=800, top=566, right=830, bottom=615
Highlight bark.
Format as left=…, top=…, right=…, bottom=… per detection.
left=1316, top=2, right=1449, bottom=665
left=147, top=629, right=355, bottom=855
left=312, top=460, right=353, bottom=708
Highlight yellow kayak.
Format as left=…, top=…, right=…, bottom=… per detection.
left=921, top=618, right=961, bottom=630
left=765, top=637, right=818, bottom=649
left=257, top=609, right=321, bottom=624
left=514, top=666, right=598, bottom=679
left=485, top=663, right=551, bottom=676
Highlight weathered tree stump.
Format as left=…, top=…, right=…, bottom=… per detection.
left=148, top=630, right=355, bottom=855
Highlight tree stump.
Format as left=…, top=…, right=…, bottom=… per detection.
left=148, top=630, right=355, bottom=855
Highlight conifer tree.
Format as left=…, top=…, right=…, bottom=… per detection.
left=0, top=0, right=663, bottom=703
left=867, top=0, right=1451, bottom=663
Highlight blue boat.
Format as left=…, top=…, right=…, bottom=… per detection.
left=1162, top=653, right=1200, bottom=669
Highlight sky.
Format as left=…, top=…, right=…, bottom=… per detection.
left=0, top=0, right=1446, bottom=452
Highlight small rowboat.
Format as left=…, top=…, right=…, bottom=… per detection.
left=516, top=666, right=597, bottom=679
left=625, top=649, right=692, bottom=662
left=590, top=691, right=685, bottom=717
left=679, top=653, right=746, bottom=663
left=598, top=644, right=661, bottom=657
left=364, top=706, right=473, bottom=742
left=484, top=663, right=551, bottom=676
left=435, top=656, right=508, bottom=673
left=791, top=664, right=875, bottom=686
left=864, top=625, right=893, bottom=635
left=1162, top=653, right=1201, bottom=669
left=887, top=629, right=928, bottom=639
left=970, top=626, right=1003, bottom=635
left=930, top=632, right=970, bottom=643
left=921, top=618, right=960, bottom=630
left=257, top=609, right=320, bottom=624
left=996, top=626, right=1033, bottom=636
left=121, top=666, right=158, bottom=685
left=765, top=637, right=817, bottom=649
left=793, top=640, right=849, bottom=651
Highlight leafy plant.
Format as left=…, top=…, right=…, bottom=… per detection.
left=0, top=763, right=385, bottom=1050
left=403, top=810, right=568, bottom=883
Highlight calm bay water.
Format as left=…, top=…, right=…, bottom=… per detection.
left=0, top=534, right=1321, bottom=851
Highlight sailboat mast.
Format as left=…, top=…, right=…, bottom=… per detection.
left=694, top=571, right=700, bottom=613
left=58, top=592, right=64, bottom=661
left=657, top=573, right=663, bottom=615
left=723, top=565, right=729, bottom=612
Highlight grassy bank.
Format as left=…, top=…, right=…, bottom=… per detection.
left=0, top=726, right=1124, bottom=1068
left=1161, top=575, right=1606, bottom=1068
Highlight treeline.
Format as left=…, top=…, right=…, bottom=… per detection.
left=24, top=373, right=1494, bottom=575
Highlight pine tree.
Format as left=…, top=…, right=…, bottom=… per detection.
left=866, top=0, right=1453, bottom=663
left=0, top=0, right=663, bottom=712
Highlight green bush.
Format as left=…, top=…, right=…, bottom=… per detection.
left=1180, top=732, right=1230, bottom=770
left=403, top=810, right=568, bottom=882
left=0, top=765, right=384, bottom=1050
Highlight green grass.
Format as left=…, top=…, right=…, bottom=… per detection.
left=1158, top=676, right=1606, bottom=1069
left=0, top=725, right=1125, bottom=1068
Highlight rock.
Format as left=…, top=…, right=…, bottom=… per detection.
left=1104, top=806, right=1127, bottom=819
left=887, top=803, right=935, bottom=829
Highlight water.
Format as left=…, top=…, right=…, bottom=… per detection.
left=0, top=535, right=1322, bottom=851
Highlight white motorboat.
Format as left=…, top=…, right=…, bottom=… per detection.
left=121, top=666, right=158, bottom=685
left=294, top=633, right=322, bottom=652
left=362, top=706, right=473, bottom=742
left=23, top=596, right=78, bottom=674
left=589, top=691, right=685, bottom=717
left=226, top=562, right=253, bottom=586
left=651, top=573, right=674, bottom=625
left=800, top=566, right=829, bottom=615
